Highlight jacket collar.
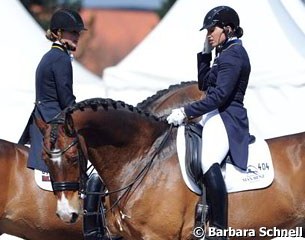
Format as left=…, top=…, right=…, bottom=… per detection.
left=217, top=38, right=241, bottom=54
left=51, top=42, right=69, bottom=54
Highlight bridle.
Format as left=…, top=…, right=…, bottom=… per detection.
left=43, top=120, right=88, bottom=194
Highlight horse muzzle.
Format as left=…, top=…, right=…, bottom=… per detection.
left=56, top=192, right=82, bottom=223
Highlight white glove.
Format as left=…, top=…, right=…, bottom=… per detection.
left=202, top=36, right=214, bottom=54
left=167, top=108, right=186, bottom=126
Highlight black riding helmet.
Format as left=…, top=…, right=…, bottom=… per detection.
left=50, top=8, right=87, bottom=33
left=200, top=6, right=239, bottom=31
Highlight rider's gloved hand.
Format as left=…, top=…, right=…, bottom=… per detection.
left=166, top=108, right=186, bottom=126
left=202, top=36, right=214, bottom=54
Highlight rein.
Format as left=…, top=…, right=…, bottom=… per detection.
left=100, top=124, right=174, bottom=211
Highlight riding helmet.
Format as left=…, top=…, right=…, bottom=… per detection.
left=50, top=8, right=87, bottom=32
left=200, top=6, right=240, bottom=31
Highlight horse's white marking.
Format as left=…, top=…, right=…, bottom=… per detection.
left=56, top=193, right=78, bottom=222
left=50, top=149, right=62, bottom=165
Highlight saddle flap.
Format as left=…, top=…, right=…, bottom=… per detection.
left=184, top=123, right=203, bottom=188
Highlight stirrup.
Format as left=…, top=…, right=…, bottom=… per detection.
left=194, top=201, right=208, bottom=229
left=192, top=184, right=209, bottom=240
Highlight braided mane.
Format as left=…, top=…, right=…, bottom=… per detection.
left=136, top=81, right=197, bottom=110
left=64, top=98, right=162, bottom=121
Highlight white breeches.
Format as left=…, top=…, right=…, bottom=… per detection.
left=199, top=110, right=229, bottom=174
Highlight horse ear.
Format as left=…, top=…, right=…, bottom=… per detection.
left=64, top=114, right=76, bottom=137
left=34, top=116, right=48, bottom=135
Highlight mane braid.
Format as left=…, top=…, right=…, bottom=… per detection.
left=65, top=98, right=164, bottom=122
left=136, top=81, right=197, bottom=110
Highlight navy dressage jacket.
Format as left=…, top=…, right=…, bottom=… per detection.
left=19, top=43, right=76, bottom=172
left=184, top=39, right=251, bottom=170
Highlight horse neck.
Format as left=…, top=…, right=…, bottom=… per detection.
left=71, top=107, right=169, bottom=188
left=138, top=82, right=202, bottom=116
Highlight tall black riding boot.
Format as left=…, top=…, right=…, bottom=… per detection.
left=83, top=173, right=104, bottom=240
left=204, top=163, right=228, bottom=240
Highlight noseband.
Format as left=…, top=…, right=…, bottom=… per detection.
left=43, top=121, right=88, bottom=193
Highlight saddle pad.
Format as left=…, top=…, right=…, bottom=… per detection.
left=176, top=126, right=274, bottom=194
left=34, top=170, right=53, bottom=191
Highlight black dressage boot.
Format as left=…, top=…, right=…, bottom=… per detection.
left=203, top=163, right=228, bottom=240
left=83, top=173, right=105, bottom=240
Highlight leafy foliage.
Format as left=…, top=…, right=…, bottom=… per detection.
left=156, top=0, right=177, bottom=19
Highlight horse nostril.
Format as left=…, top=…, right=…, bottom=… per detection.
left=70, top=212, right=79, bottom=223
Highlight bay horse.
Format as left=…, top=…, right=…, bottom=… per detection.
left=36, top=97, right=305, bottom=240
left=0, top=139, right=83, bottom=240
left=136, top=81, right=201, bottom=117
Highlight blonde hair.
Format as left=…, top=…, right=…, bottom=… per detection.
left=45, top=29, right=61, bottom=42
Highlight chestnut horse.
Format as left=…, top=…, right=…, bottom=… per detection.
left=0, top=139, right=83, bottom=240
left=36, top=97, right=305, bottom=240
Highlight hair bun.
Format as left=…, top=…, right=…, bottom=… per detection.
left=235, top=26, right=243, bottom=38
left=45, top=29, right=57, bottom=42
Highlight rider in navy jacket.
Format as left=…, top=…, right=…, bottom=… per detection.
left=18, top=9, right=85, bottom=172
left=26, top=42, right=76, bottom=172
left=35, top=43, right=76, bottom=122
left=18, top=9, right=109, bottom=240
left=186, top=38, right=251, bottom=171
left=167, top=6, right=251, bottom=239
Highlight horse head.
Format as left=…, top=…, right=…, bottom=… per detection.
left=36, top=98, right=177, bottom=237
left=35, top=111, right=88, bottom=223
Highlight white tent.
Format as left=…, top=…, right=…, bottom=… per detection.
left=0, top=0, right=105, bottom=142
left=103, top=0, right=305, bottom=139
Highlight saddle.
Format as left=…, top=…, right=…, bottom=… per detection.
left=184, top=123, right=204, bottom=189
left=184, top=123, right=256, bottom=189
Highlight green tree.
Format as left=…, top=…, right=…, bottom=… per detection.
left=157, top=0, right=177, bottom=19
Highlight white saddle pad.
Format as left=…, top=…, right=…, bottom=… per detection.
left=176, top=126, right=274, bottom=194
left=34, top=170, right=53, bottom=191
